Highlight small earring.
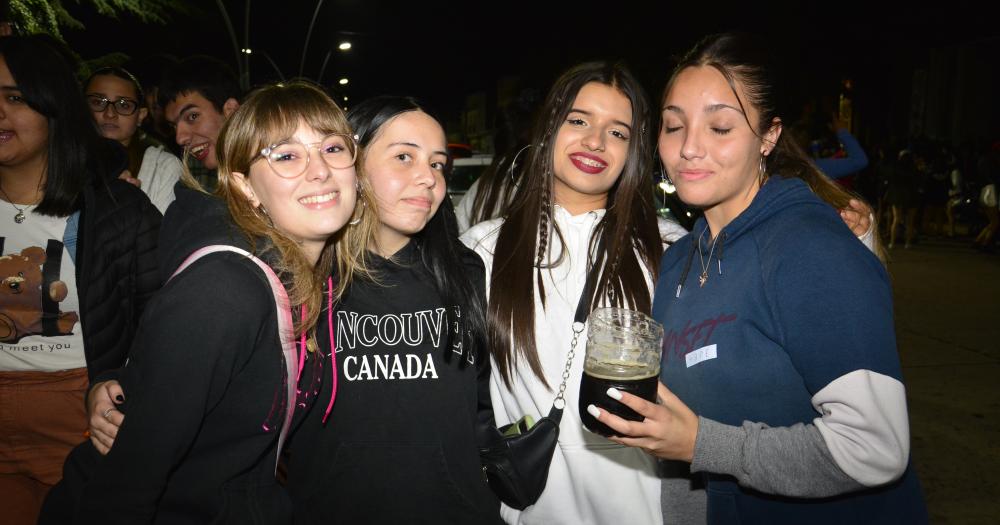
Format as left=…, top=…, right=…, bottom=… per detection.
left=758, top=154, right=767, bottom=176
left=348, top=199, right=366, bottom=225
left=657, top=159, right=676, bottom=194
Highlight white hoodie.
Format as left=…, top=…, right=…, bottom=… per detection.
left=137, top=145, right=182, bottom=214
left=461, top=206, right=686, bottom=525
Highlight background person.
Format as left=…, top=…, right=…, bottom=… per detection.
left=85, top=66, right=183, bottom=213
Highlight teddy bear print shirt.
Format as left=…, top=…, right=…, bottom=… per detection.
left=0, top=208, right=86, bottom=371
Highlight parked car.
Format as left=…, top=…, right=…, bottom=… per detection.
left=449, top=154, right=492, bottom=204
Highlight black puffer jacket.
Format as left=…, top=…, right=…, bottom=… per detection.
left=76, top=177, right=161, bottom=382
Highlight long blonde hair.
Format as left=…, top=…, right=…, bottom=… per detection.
left=214, top=81, right=378, bottom=336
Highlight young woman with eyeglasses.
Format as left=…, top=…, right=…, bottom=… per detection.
left=287, top=96, right=502, bottom=524
left=50, top=81, right=373, bottom=524
left=84, top=67, right=183, bottom=214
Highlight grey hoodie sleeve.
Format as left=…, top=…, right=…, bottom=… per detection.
left=660, top=460, right=707, bottom=525
left=690, top=417, right=866, bottom=498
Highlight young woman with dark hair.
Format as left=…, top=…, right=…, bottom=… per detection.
left=461, top=61, right=686, bottom=524
left=0, top=34, right=161, bottom=525
left=590, top=33, right=926, bottom=524
left=288, top=96, right=501, bottom=524
left=84, top=67, right=183, bottom=214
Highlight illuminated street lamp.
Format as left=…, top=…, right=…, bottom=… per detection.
left=338, top=78, right=349, bottom=85
left=338, top=41, right=352, bottom=51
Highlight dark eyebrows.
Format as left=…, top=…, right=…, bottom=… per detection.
left=1, top=85, right=20, bottom=92
left=388, top=142, right=449, bottom=158
left=176, top=103, right=199, bottom=118
left=567, top=107, right=633, bottom=132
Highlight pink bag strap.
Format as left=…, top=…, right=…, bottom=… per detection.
left=170, top=245, right=298, bottom=474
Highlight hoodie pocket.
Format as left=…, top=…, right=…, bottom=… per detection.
left=299, top=442, right=483, bottom=523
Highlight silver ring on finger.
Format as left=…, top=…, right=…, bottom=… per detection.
left=103, top=407, right=116, bottom=419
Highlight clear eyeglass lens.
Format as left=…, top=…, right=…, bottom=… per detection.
left=115, top=99, right=138, bottom=115
left=319, top=134, right=355, bottom=169
left=266, top=144, right=310, bottom=178
left=87, top=96, right=107, bottom=112
left=265, top=134, right=356, bottom=178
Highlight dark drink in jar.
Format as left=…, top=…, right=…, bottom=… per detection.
left=578, top=308, right=663, bottom=437
left=579, top=359, right=658, bottom=437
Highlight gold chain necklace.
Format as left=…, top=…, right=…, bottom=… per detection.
left=697, top=225, right=719, bottom=287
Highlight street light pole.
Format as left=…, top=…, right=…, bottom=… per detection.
left=215, top=0, right=246, bottom=90
left=299, top=0, right=326, bottom=77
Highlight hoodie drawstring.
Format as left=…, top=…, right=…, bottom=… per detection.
left=676, top=239, right=697, bottom=298
left=322, top=277, right=338, bottom=423
left=292, top=277, right=338, bottom=424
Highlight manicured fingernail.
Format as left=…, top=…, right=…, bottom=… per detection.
left=607, top=387, right=623, bottom=400
left=586, top=404, right=601, bottom=418
left=115, top=395, right=124, bottom=403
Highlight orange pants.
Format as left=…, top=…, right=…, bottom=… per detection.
left=0, top=368, right=89, bottom=525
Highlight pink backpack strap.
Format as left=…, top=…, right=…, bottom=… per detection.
left=170, top=245, right=298, bottom=474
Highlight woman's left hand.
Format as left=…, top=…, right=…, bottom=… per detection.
left=840, top=199, right=872, bottom=237
left=587, top=381, right=699, bottom=462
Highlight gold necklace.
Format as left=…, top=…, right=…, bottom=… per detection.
left=696, top=225, right=719, bottom=287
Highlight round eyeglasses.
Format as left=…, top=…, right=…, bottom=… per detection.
left=86, top=95, right=141, bottom=116
left=259, top=133, right=358, bottom=178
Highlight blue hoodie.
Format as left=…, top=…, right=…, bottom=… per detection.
left=654, top=176, right=926, bottom=524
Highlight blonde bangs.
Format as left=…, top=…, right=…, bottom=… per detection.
left=213, top=80, right=374, bottom=339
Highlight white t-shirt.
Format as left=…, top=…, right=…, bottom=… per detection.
left=137, top=145, right=182, bottom=214
left=0, top=207, right=87, bottom=371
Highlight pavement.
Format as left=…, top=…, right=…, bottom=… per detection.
left=887, top=237, right=1000, bottom=524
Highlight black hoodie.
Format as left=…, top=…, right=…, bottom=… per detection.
left=72, top=185, right=324, bottom=524
left=287, top=241, right=501, bottom=524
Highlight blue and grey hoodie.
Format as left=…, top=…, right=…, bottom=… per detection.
left=654, top=176, right=927, bottom=524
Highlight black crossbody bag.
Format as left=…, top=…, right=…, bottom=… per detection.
left=477, top=259, right=599, bottom=510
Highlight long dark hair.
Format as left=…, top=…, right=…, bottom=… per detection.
left=664, top=33, right=885, bottom=259
left=0, top=34, right=104, bottom=217
left=489, top=62, right=663, bottom=388
left=348, top=96, right=488, bottom=361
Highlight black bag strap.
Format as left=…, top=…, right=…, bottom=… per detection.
left=546, top=237, right=605, bottom=421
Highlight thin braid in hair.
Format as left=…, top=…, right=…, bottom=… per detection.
left=535, top=182, right=551, bottom=308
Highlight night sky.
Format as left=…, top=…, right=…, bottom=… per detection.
left=62, top=1, right=998, bottom=143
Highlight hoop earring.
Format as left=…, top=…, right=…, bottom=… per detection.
left=508, top=144, right=532, bottom=186
left=757, top=153, right=769, bottom=187
left=348, top=199, right=366, bottom=226
left=657, top=159, right=676, bottom=194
